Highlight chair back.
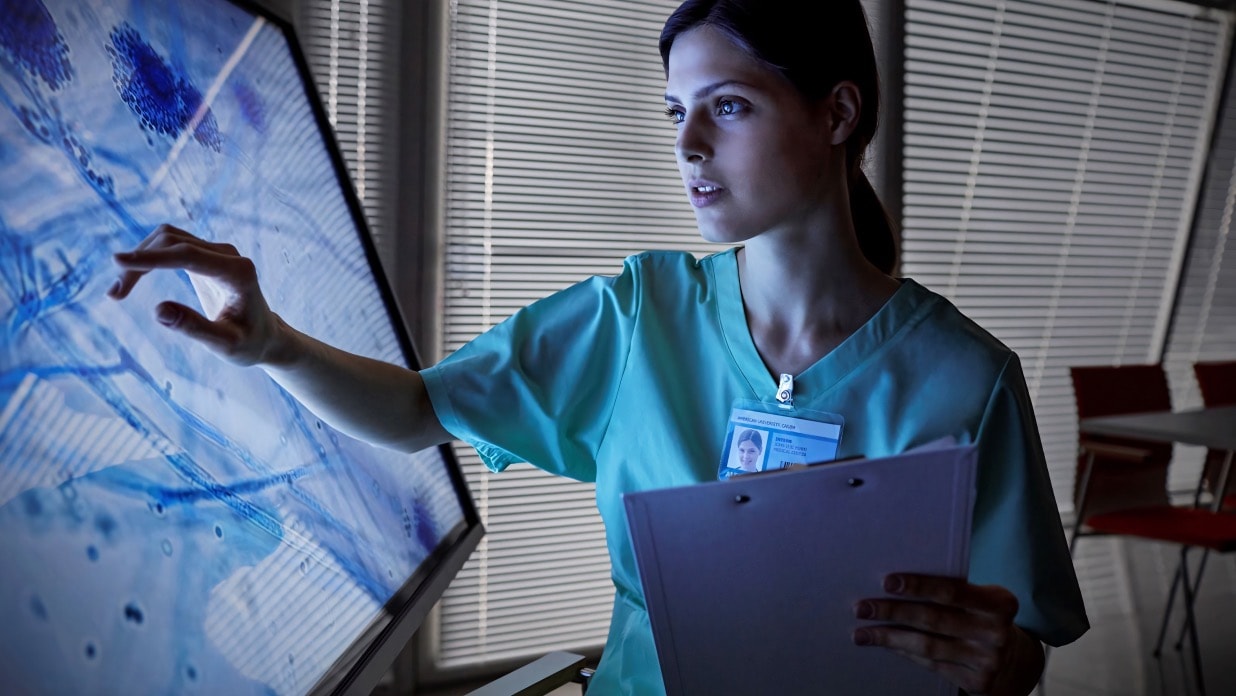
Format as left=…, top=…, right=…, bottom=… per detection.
left=1193, top=361, right=1236, bottom=407
left=1070, top=364, right=1174, bottom=518
left=1193, top=360, right=1236, bottom=504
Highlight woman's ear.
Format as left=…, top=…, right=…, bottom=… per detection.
left=825, top=81, right=862, bottom=146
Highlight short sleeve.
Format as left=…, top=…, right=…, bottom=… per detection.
left=968, top=355, right=1090, bottom=647
left=419, top=257, right=642, bottom=483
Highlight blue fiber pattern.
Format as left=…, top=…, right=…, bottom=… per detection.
left=0, top=1, right=467, bottom=694
left=0, top=0, right=73, bottom=89
left=107, top=22, right=222, bottom=151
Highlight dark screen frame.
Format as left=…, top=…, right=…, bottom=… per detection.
left=222, top=1, right=484, bottom=694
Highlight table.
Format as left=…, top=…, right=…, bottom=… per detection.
left=1080, top=405, right=1236, bottom=453
left=1078, top=405, right=1236, bottom=695
left=1081, top=405, right=1236, bottom=508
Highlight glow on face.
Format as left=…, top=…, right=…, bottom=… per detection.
left=664, top=26, right=834, bottom=244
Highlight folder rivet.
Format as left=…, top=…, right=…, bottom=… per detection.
left=734, top=494, right=750, bottom=504
left=847, top=478, right=864, bottom=487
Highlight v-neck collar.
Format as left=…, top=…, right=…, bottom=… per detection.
left=711, top=247, right=934, bottom=406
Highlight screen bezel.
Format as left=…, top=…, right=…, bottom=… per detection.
left=225, top=1, right=483, bottom=693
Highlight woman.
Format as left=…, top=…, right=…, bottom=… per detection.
left=110, top=0, right=1088, bottom=693
left=734, top=428, right=763, bottom=472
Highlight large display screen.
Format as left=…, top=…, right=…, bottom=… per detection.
left=0, top=0, right=480, bottom=693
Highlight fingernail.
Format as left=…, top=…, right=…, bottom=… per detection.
left=854, top=601, right=874, bottom=619
left=156, top=305, right=179, bottom=326
left=884, top=574, right=904, bottom=594
left=852, top=629, right=872, bottom=646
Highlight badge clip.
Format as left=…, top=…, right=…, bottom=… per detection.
left=775, top=373, right=794, bottom=408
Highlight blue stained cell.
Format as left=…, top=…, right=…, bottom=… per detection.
left=21, top=493, right=42, bottom=518
left=105, top=22, right=221, bottom=151
left=0, top=0, right=74, bottom=89
left=231, top=78, right=266, bottom=132
left=17, top=104, right=52, bottom=143
left=414, top=505, right=438, bottom=554
left=30, top=595, right=48, bottom=621
left=161, top=539, right=173, bottom=556
left=123, top=602, right=144, bottom=624
left=186, top=665, right=197, bottom=680
left=94, top=513, right=117, bottom=539
left=84, top=643, right=97, bottom=660
left=214, top=524, right=223, bottom=538
left=86, top=545, right=99, bottom=561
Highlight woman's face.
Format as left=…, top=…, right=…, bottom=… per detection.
left=737, top=439, right=760, bottom=470
left=664, top=26, right=841, bottom=244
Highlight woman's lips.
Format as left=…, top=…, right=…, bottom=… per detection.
left=688, top=182, right=726, bottom=208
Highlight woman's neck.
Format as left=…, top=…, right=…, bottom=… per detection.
left=736, top=224, right=899, bottom=379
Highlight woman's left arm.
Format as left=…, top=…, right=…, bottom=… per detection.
left=853, top=573, right=1045, bottom=696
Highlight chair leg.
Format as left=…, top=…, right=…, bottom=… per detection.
left=1174, top=548, right=1213, bottom=651
left=1178, top=547, right=1206, bottom=696
left=1153, top=559, right=1184, bottom=657
left=1068, top=453, right=1097, bottom=556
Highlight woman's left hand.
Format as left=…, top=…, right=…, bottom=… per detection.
left=852, top=573, right=1044, bottom=696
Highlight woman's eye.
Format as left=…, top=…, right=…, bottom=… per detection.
left=717, top=99, right=744, bottom=116
left=663, top=106, right=684, bottom=124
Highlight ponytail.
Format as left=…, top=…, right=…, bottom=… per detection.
left=848, top=168, right=898, bottom=275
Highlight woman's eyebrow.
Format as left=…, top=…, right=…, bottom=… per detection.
left=664, top=79, right=753, bottom=104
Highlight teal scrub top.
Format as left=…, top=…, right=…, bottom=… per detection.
left=421, top=248, right=1089, bottom=695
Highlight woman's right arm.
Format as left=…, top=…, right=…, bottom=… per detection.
left=109, top=224, right=451, bottom=454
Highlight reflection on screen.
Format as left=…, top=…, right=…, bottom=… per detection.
left=0, top=0, right=467, bottom=693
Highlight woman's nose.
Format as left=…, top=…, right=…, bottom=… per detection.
left=676, top=116, right=712, bottom=163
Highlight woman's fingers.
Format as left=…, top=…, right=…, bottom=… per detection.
left=109, top=224, right=247, bottom=300
left=152, top=301, right=244, bottom=355
left=852, top=618, right=1005, bottom=694
left=108, top=225, right=278, bottom=367
left=869, top=630, right=1002, bottom=695
left=853, top=623, right=991, bottom=669
left=885, top=574, right=1020, bottom=620
left=852, top=574, right=1026, bottom=695
left=854, top=597, right=1007, bottom=645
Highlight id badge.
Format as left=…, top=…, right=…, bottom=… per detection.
left=718, top=399, right=844, bottom=479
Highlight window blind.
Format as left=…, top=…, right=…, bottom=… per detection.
left=901, top=0, right=1231, bottom=510
left=433, top=0, right=719, bottom=671
left=298, top=0, right=395, bottom=263
left=1163, top=39, right=1236, bottom=492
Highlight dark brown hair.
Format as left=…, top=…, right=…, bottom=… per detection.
left=660, top=0, right=898, bottom=274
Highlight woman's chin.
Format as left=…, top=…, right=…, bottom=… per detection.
left=694, top=220, right=754, bottom=246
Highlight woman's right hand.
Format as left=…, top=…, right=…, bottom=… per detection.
left=109, top=224, right=287, bottom=367
left=109, top=224, right=448, bottom=452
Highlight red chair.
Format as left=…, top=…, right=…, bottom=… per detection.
left=1069, top=364, right=1174, bottom=543
left=1193, top=361, right=1236, bottom=511
left=1194, top=360, right=1236, bottom=406
left=1155, top=360, right=1236, bottom=665
left=1069, top=364, right=1236, bottom=696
